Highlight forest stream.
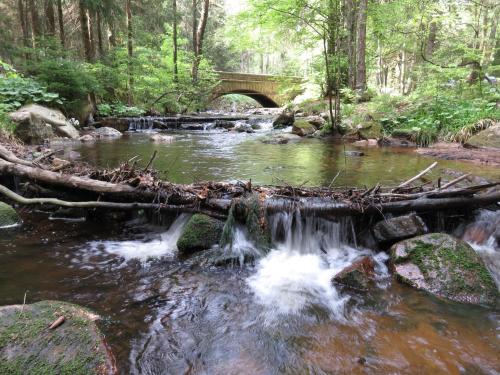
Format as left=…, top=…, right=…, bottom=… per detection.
left=1, top=119, right=499, bottom=374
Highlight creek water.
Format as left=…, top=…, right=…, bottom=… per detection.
left=1, top=122, right=499, bottom=374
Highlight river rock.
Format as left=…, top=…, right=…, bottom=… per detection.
left=0, top=202, right=20, bottom=228
left=464, top=122, right=500, bottom=150
left=94, top=127, right=122, bottom=137
left=10, top=104, right=79, bottom=143
left=344, top=150, right=364, bottom=157
left=390, top=233, right=499, bottom=306
left=292, top=119, right=316, bottom=137
left=261, top=133, right=301, bottom=144
left=357, top=121, right=382, bottom=140
left=378, top=137, right=416, bottom=147
left=333, top=256, right=375, bottom=290
left=150, top=134, right=174, bottom=143
left=215, top=119, right=236, bottom=129
left=0, top=300, right=117, bottom=374
left=353, top=139, right=378, bottom=147
left=220, top=193, right=271, bottom=252
left=305, top=115, right=326, bottom=129
left=272, top=111, right=294, bottom=128
left=79, top=134, right=95, bottom=142
left=373, top=214, right=428, bottom=245
left=234, top=122, right=254, bottom=133
left=177, top=214, right=225, bottom=254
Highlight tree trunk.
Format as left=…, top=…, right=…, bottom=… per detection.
left=96, top=10, right=104, bottom=57
left=192, top=0, right=197, bottom=52
left=192, top=0, right=209, bottom=82
left=126, top=0, right=134, bottom=105
left=79, top=0, right=93, bottom=62
left=44, top=0, right=56, bottom=36
left=173, top=0, right=178, bottom=83
left=29, top=0, right=41, bottom=45
left=108, top=18, right=116, bottom=48
left=355, top=0, right=367, bottom=92
left=482, top=5, right=498, bottom=65
left=57, top=0, right=64, bottom=47
left=426, top=20, right=438, bottom=57
left=345, top=0, right=357, bottom=89
left=18, top=0, right=30, bottom=57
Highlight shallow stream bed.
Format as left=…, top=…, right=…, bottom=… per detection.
left=1, top=126, right=499, bottom=374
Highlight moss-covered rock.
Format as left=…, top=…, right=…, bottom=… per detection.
left=0, top=202, right=20, bottom=228
left=465, top=123, right=500, bottom=150
left=272, top=111, right=294, bottom=128
left=177, top=214, right=224, bottom=254
left=358, top=121, right=382, bottom=139
left=220, top=193, right=271, bottom=253
left=0, top=300, right=116, bottom=375
left=390, top=233, right=498, bottom=306
left=292, top=119, right=316, bottom=137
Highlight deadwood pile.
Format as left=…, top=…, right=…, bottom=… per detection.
left=0, top=140, right=498, bottom=220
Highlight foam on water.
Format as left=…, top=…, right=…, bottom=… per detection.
left=82, top=214, right=189, bottom=266
left=247, top=211, right=388, bottom=322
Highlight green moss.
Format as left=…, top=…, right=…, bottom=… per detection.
left=0, top=202, right=20, bottom=228
left=177, top=214, right=224, bottom=253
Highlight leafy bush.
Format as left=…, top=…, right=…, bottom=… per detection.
left=0, top=77, right=63, bottom=112
left=96, top=103, right=146, bottom=117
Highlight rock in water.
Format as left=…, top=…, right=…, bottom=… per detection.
left=272, top=111, right=294, bottom=128
left=390, top=233, right=498, bottom=306
left=0, top=202, right=20, bottom=228
left=292, top=119, right=316, bottom=136
left=150, top=134, right=175, bottom=143
left=373, top=213, right=428, bottom=245
left=465, top=121, right=500, bottom=150
left=177, top=214, right=225, bottom=254
left=94, top=127, right=122, bottom=138
left=333, top=256, right=376, bottom=290
left=0, top=300, right=116, bottom=374
left=10, top=104, right=80, bottom=143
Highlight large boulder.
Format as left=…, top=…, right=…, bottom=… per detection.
left=94, top=127, right=122, bottom=138
left=373, top=214, right=428, bottom=245
left=357, top=121, right=382, bottom=140
left=10, top=104, right=79, bottom=143
left=0, top=300, right=117, bottom=374
left=333, top=256, right=376, bottom=290
left=0, top=202, right=20, bottom=228
left=272, top=111, right=294, bottom=128
left=465, top=122, right=500, bottom=150
left=292, top=119, right=316, bottom=137
left=177, top=214, right=225, bottom=254
left=390, top=233, right=498, bottom=306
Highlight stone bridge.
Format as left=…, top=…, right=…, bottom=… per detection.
left=212, top=71, right=304, bottom=108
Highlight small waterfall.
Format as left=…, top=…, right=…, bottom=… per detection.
left=247, top=210, right=388, bottom=322
left=462, top=209, right=500, bottom=287
left=128, top=116, right=156, bottom=132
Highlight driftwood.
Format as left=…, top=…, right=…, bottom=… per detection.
left=0, top=141, right=498, bottom=220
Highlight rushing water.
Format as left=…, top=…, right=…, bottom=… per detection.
left=1, top=121, right=500, bottom=374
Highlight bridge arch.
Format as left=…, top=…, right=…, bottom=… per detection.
left=212, top=90, right=279, bottom=108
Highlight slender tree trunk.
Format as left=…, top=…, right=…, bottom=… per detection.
left=192, top=0, right=197, bottom=52
left=345, top=0, right=357, bottom=89
left=88, top=10, right=96, bottom=60
left=173, top=0, right=178, bottom=83
left=96, top=10, right=104, bottom=57
left=18, top=0, right=30, bottom=57
left=44, top=0, right=56, bottom=36
left=482, top=5, right=498, bottom=65
left=426, top=20, right=438, bottom=57
left=355, top=0, right=367, bottom=92
left=192, top=0, right=209, bottom=83
left=126, top=0, right=134, bottom=105
left=79, top=0, right=92, bottom=61
left=108, top=18, right=116, bottom=48
left=29, top=0, right=41, bottom=46
left=57, top=0, right=65, bottom=47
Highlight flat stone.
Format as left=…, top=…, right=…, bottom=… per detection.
left=373, top=213, right=428, bottom=245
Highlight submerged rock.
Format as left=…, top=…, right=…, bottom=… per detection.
left=465, top=122, right=500, bottom=150
left=0, top=300, right=116, bottom=374
left=292, top=119, right=316, bottom=137
left=373, top=214, right=428, bottom=245
left=0, top=202, right=20, bottom=228
left=390, top=233, right=498, bottom=306
left=177, top=214, right=225, bottom=254
left=10, top=104, right=79, bottom=143
left=261, top=133, right=301, bottom=144
left=333, top=256, right=375, bottom=290
left=94, top=127, right=122, bottom=138
left=344, top=150, right=364, bottom=157
left=150, top=134, right=174, bottom=143
left=79, top=134, right=96, bottom=142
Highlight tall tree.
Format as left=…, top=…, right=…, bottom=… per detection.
left=44, top=0, right=56, bottom=36
left=57, top=0, right=65, bottom=47
left=17, top=0, right=30, bottom=55
left=29, top=0, right=41, bottom=44
left=79, top=0, right=93, bottom=61
left=173, top=0, right=178, bottom=83
left=355, top=0, right=367, bottom=92
left=126, top=0, right=133, bottom=104
left=192, top=0, right=209, bottom=82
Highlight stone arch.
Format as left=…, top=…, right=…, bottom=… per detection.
left=212, top=90, right=280, bottom=108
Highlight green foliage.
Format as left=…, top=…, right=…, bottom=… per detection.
left=96, top=103, right=145, bottom=117
left=0, top=76, right=63, bottom=112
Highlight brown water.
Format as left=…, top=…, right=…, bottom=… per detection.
left=1, top=127, right=500, bottom=374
